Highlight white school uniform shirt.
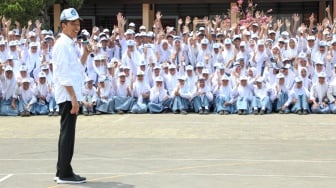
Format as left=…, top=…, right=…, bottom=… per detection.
left=177, top=83, right=193, bottom=100
left=97, top=88, right=110, bottom=105
left=98, top=47, right=113, bottom=62
left=196, top=48, right=211, bottom=64
left=166, top=73, right=178, bottom=95
left=0, top=74, right=17, bottom=100
left=8, top=50, right=20, bottom=62
left=310, top=82, right=328, bottom=103
left=250, top=50, right=269, bottom=76
left=17, top=87, right=37, bottom=104
left=115, top=81, right=129, bottom=97
left=263, top=69, right=277, bottom=86
left=53, top=33, right=85, bottom=103
left=0, top=50, right=8, bottom=63
left=185, top=74, right=197, bottom=92
left=211, top=51, right=224, bottom=64
left=311, top=51, right=327, bottom=64
left=121, top=51, right=142, bottom=76
left=253, top=85, right=270, bottom=100
left=232, top=85, right=253, bottom=101
left=214, top=85, right=232, bottom=98
left=283, top=72, right=295, bottom=90
left=222, top=47, right=235, bottom=66
left=149, top=86, right=168, bottom=103
left=286, top=86, right=309, bottom=106
left=191, top=85, right=213, bottom=102
left=24, top=52, right=41, bottom=74
left=132, top=80, right=150, bottom=103
left=82, top=86, right=97, bottom=102
left=327, top=80, right=336, bottom=102
left=34, top=82, right=50, bottom=100
left=273, top=83, right=289, bottom=97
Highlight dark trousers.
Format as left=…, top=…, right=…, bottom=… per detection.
left=56, top=101, right=77, bottom=178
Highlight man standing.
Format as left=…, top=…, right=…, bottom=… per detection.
left=53, top=8, right=90, bottom=184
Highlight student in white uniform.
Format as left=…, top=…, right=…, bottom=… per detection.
left=310, top=72, right=330, bottom=113
left=327, top=77, right=336, bottom=113
left=252, top=78, right=272, bottom=115
left=0, top=66, right=19, bottom=116
left=273, top=73, right=290, bottom=113
left=171, top=75, right=192, bottom=114
left=165, top=64, right=179, bottom=96
left=121, top=40, right=142, bottom=76
left=17, top=78, right=37, bottom=116
left=81, top=77, right=97, bottom=116
left=95, top=76, right=114, bottom=114
left=232, top=75, right=253, bottom=115
left=148, top=76, right=171, bottom=113
left=287, top=77, right=310, bottom=115
left=130, top=70, right=150, bottom=114
left=17, top=65, right=34, bottom=87
left=113, top=72, right=133, bottom=114
left=191, top=77, right=213, bottom=114
left=250, top=40, right=269, bottom=76
left=34, top=72, right=50, bottom=115
left=213, top=74, right=233, bottom=115
left=23, top=42, right=42, bottom=79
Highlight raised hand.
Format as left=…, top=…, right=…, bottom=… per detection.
left=316, top=23, right=323, bottom=32
left=285, top=18, right=291, bottom=28
left=231, top=22, right=237, bottom=30
left=322, top=18, right=330, bottom=28
left=117, top=12, right=123, bottom=22
left=215, top=15, right=222, bottom=24
left=28, top=20, right=32, bottom=27
left=293, top=13, right=300, bottom=23
left=35, top=20, right=42, bottom=29
left=156, top=11, right=162, bottom=20
left=2, top=16, right=6, bottom=26
left=309, top=13, right=315, bottom=23
left=178, top=18, right=183, bottom=25
left=203, top=16, right=209, bottom=25
left=5, top=19, right=11, bottom=28
left=185, top=16, right=191, bottom=25
left=255, top=11, right=261, bottom=19
left=193, top=17, right=199, bottom=25
left=277, top=19, right=283, bottom=29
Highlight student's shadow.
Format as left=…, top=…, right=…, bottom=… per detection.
left=59, top=181, right=135, bottom=188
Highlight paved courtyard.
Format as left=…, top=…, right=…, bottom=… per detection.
left=0, top=114, right=336, bottom=188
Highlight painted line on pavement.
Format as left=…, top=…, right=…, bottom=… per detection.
left=0, top=174, right=13, bottom=182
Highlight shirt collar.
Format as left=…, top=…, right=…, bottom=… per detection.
left=60, top=33, right=76, bottom=46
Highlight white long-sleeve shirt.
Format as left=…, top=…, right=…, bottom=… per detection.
left=132, top=81, right=150, bottom=103
left=149, top=86, right=169, bottom=103
left=53, top=33, right=85, bottom=103
left=17, top=87, right=37, bottom=104
left=286, top=86, right=309, bottom=106
left=310, top=82, right=328, bottom=103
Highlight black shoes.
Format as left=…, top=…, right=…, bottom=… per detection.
left=56, top=174, right=86, bottom=184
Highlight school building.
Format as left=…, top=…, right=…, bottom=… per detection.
left=53, top=0, right=334, bottom=32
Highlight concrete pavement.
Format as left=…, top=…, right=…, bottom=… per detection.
left=0, top=114, right=336, bottom=188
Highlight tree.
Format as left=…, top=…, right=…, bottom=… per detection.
left=0, top=0, right=85, bottom=30
left=0, top=0, right=44, bottom=28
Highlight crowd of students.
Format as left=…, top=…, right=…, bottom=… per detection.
left=1, top=8, right=336, bottom=116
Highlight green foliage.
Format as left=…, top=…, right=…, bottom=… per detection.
left=0, top=0, right=44, bottom=28
left=65, top=0, right=84, bottom=9
left=0, top=0, right=85, bottom=29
